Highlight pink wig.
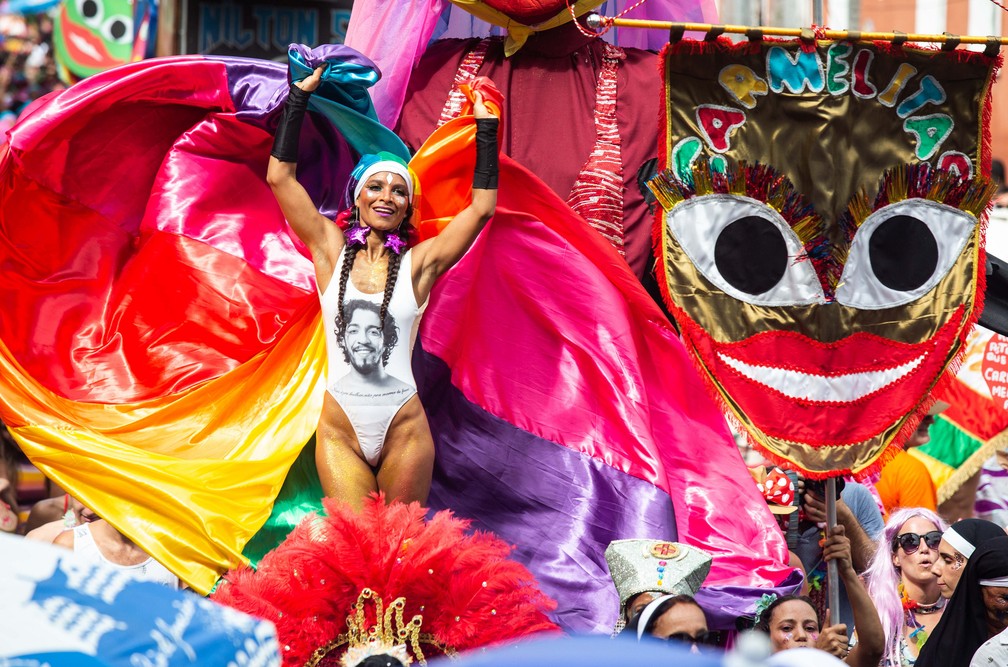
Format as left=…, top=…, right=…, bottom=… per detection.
left=864, top=507, right=948, bottom=667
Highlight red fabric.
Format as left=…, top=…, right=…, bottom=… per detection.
left=939, top=361, right=1008, bottom=442
left=481, top=0, right=569, bottom=23
left=0, top=58, right=317, bottom=403
left=461, top=75, right=504, bottom=116
left=417, top=150, right=793, bottom=593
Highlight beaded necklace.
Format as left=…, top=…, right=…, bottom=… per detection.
left=900, top=582, right=945, bottom=651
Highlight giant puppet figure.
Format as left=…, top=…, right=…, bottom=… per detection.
left=647, top=36, right=999, bottom=478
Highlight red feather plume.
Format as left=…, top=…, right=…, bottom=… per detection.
left=211, top=495, right=560, bottom=666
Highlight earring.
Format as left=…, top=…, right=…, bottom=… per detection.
left=346, top=207, right=369, bottom=246
left=383, top=229, right=407, bottom=255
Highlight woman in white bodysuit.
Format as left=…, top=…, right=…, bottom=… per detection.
left=267, top=65, right=499, bottom=510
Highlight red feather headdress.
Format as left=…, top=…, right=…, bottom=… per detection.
left=211, top=495, right=560, bottom=666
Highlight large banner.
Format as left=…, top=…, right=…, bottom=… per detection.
left=651, top=37, right=999, bottom=479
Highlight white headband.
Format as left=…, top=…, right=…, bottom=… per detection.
left=943, top=527, right=976, bottom=559
left=980, top=576, right=1008, bottom=587
left=636, top=594, right=676, bottom=641
left=352, top=160, right=413, bottom=203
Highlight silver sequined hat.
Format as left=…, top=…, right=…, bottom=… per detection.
left=604, top=539, right=713, bottom=632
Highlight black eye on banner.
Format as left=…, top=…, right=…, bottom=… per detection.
left=107, top=18, right=129, bottom=42
left=665, top=194, right=826, bottom=307
left=868, top=215, right=939, bottom=292
left=836, top=199, right=977, bottom=309
left=714, top=216, right=789, bottom=295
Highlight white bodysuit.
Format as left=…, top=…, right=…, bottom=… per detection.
left=320, top=248, right=427, bottom=467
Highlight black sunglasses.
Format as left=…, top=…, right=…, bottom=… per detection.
left=666, top=630, right=719, bottom=647
left=893, top=531, right=943, bottom=554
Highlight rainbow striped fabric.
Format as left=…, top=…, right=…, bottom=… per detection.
left=0, top=45, right=795, bottom=632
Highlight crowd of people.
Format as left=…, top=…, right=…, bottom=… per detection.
left=607, top=475, right=1008, bottom=667
left=5, top=385, right=1008, bottom=666
left=0, top=11, right=61, bottom=128
left=605, top=406, right=1008, bottom=667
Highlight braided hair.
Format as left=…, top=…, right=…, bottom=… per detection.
left=336, top=240, right=361, bottom=333
left=336, top=205, right=412, bottom=333
left=379, top=250, right=403, bottom=326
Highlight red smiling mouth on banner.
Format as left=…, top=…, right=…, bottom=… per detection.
left=681, top=306, right=965, bottom=449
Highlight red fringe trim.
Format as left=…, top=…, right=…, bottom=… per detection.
left=654, top=42, right=673, bottom=301
left=664, top=34, right=1002, bottom=69
left=657, top=42, right=671, bottom=173
left=978, top=46, right=1002, bottom=181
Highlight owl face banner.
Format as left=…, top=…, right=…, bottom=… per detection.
left=651, top=37, right=999, bottom=479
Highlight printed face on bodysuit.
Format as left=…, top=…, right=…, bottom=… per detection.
left=342, top=307, right=386, bottom=375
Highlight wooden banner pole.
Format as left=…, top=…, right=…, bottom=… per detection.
left=826, top=478, right=841, bottom=623
left=584, top=15, right=1008, bottom=47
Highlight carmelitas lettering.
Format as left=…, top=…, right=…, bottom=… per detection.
left=667, top=39, right=981, bottom=188
left=714, top=45, right=950, bottom=158
left=985, top=367, right=1008, bottom=385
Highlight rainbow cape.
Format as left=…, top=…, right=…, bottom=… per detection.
left=0, top=46, right=795, bottom=632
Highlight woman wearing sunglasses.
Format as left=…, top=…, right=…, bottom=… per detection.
left=865, top=508, right=948, bottom=666
left=914, top=535, right=1008, bottom=667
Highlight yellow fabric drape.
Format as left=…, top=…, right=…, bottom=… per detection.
left=1, top=309, right=326, bottom=594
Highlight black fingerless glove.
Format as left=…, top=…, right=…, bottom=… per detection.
left=270, top=84, right=312, bottom=163
left=473, top=117, right=499, bottom=190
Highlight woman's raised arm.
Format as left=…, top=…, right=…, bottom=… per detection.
left=411, top=91, right=499, bottom=302
left=826, top=525, right=885, bottom=667
left=266, top=65, right=344, bottom=273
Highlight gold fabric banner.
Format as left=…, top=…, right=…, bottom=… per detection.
left=652, top=38, right=998, bottom=478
